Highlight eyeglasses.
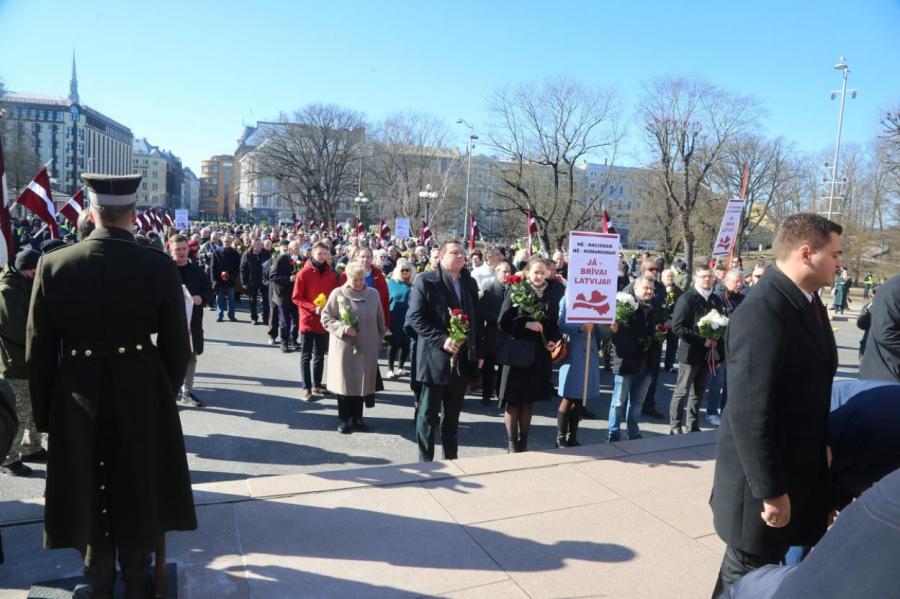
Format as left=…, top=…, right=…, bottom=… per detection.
left=646, top=268, right=659, bottom=273
left=400, top=269, right=411, bottom=272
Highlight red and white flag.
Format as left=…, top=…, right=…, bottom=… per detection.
left=601, top=206, right=616, bottom=234
left=164, top=212, right=174, bottom=228
left=308, top=219, right=316, bottom=230
left=378, top=218, right=390, bottom=241
left=355, top=218, right=364, bottom=235
left=334, top=222, right=344, bottom=235
left=60, top=187, right=85, bottom=226
left=526, top=208, right=538, bottom=253
left=419, top=220, right=432, bottom=245
left=0, top=135, right=14, bottom=266
left=469, top=212, right=481, bottom=252
left=16, top=166, right=59, bottom=238
left=318, top=221, right=326, bottom=232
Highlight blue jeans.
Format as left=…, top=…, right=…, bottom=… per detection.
left=609, top=370, right=653, bottom=437
left=705, top=362, right=727, bottom=416
left=216, top=286, right=236, bottom=319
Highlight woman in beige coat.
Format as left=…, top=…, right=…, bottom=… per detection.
left=320, top=261, right=387, bottom=433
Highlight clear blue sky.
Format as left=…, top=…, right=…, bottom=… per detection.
left=2, top=0, right=898, bottom=174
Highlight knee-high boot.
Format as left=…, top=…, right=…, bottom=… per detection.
left=567, top=408, right=581, bottom=447
left=517, top=433, right=528, bottom=452
left=555, top=411, right=569, bottom=448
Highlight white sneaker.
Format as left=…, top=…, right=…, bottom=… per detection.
left=385, top=370, right=396, bottom=379
left=706, top=414, right=721, bottom=427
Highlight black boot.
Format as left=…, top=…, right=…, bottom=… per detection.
left=518, top=433, right=528, bottom=452
left=555, top=412, right=569, bottom=448
left=567, top=409, right=581, bottom=447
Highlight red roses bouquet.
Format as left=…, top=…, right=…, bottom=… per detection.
left=447, top=308, right=470, bottom=372
left=220, top=271, right=230, bottom=282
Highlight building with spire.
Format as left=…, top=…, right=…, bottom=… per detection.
left=0, top=53, right=133, bottom=196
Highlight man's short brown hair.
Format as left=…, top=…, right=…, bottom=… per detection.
left=169, top=233, right=188, bottom=244
left=311, top=241, right=330, bottom=252
left=773, top=213, right=842, bottom=260
left=438, top=240, right=463, bottom=256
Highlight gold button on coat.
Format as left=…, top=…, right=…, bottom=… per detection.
left=118, top=347, right=125, bottom=354
left=85, top=350, right=92, bottom=357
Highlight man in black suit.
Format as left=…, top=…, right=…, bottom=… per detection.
left=710, top=213, right=842, bottom=597
left=859, top=273, right=900, bottom=382
left=408, top=240, right=483, bottom=462
left=170, top=234, right=213, bottom=407
left=668, top=264, right=725, bottom=434
left=210, top=234, right=241, bottom=322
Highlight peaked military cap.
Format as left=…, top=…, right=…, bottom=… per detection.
left=80, top=173, right=142, bottom=206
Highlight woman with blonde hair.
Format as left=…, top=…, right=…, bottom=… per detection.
left=386, top=258, right=416, bottom=378
left=320, top=261, right=387, bottom=433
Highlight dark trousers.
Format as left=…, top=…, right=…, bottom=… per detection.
left=268, top=303, right=280, bottom=340
left=669, top=361, right=710, bottom=431
left=80, top=533, right=152, bottom=597
left=664, top=332, right=679, bottom=370
left=337, top=396, right=364, bottom=421
left=642, top=369, right=660, bottom=414
left=481, top=355, right=499, bottom=402
left=300, top=331, right=328, bottom=390
left=388, top=339, right=409, bottom=371
left=417, top=367, right=469, bottom=462
left=247, top=284, right=270, bottom=323
left=278, top=302, right=298, bottom=347
left=712, top=544, right=787, bottom=598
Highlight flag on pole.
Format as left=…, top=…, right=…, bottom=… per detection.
left=308, top=219, right=316, bottom=230
left=59, top=187, right=85, bottom=226
left=334, top=222, right=344, bottom=235
left=164, top=211, right=174, bottom=229
left=526, top=208, right=538, bottom=253
left=419, top=220, right=432, bottom=245
left=378, top=218, right=390, bottom=241
left=355, top=218, right=364, bottom=235
left=0, top=134, right=14, bottom=266
left=469, top=212, right=481, bottom=252
left=601, top=206, right=616, bottom=234
left=16, top=166, right=59, bottom=238
left=318, top=221, right=326, bottom=232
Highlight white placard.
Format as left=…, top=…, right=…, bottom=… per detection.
left=394, top=218, right=411, bottom=239
left=565, top=231, right=620, bottom=324
left=182, top=285, right=194, bottom=352
left=174, top=209, right=189, bottom=231
left=711, top=198, right=745, bottom=257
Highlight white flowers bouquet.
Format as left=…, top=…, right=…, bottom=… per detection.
left=615, top=292, right=639, bottom=325
left=697, top=309, right=729, bottom=341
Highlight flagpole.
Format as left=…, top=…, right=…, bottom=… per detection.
left=725, top=165, right=750, bottom=273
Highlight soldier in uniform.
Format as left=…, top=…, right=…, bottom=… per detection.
left=26, top=173, right=196, bottom=598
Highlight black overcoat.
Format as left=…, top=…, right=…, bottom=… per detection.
left=478, top=278, right=506, bottom=357
left=178, top=260, right=214, bottom=355
left=269, top=253, right=294, bottom=307
left=710, top=266, right=837, bottom=554
left=26, top=226, right=196, bottom=553
left=860, top=273, right=900, bottom=382
left=407, top=266, right=483, bottom=385
left=671, top=286, right=725, bottom=365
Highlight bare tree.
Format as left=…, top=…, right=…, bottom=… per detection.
left=709, top=134, right=798, bottom=256
left=881, top=106, right=900, bottom=172
left=367, top=111, right=463, bottom=226
left=639, top=76, right=763, bottom=269
left=249, top=104, right=366, bottom=227
left=485, top=77, right=622, bottom=250
left=1, top=82, right=41, bottom=194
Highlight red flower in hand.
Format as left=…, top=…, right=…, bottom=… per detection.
left=656, top=324, right=668, bottom=334
left=506, top=274, right=522, bottom=284
left=450, top=308, right=463, bottom=316
left=461, top=314, right=470, bottom=323
left=220, top=271, right=230, bottom=281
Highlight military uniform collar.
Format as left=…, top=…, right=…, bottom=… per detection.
left=89, top=227, right=136, bottom=242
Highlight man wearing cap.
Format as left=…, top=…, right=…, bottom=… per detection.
left=0, top=248, right=43, bottom=477
left=26, top=173, right=195, bottom=597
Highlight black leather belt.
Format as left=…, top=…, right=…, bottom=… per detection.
left=62, top=338, right=153, bottom=360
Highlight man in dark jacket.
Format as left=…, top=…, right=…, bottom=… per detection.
left=608, top=276, right=665, bottom=442
left=408, top=241, right=484, bottom=462
left=859, top=273, right=900, bottom=382
left=27, top=173, right=195, bottom=597
left=170, top=234, right=213, bottom=408
left=270, top=240, right=300, bottom=352
left=705, top=269, right=745, bottom=427
left=240, top=238, right=270, bottom=325
left=210, top=234, right=241, bottom=322
left=478, top=261, right=511, bottom=407
left=710, top=213, right=841, bottom=597
left=624, top=257, right=667, bottom=419
left=668, top=264, right=725, bottom=434
left=0, top=248, right=43, bottom=477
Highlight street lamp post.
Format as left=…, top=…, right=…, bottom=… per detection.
left=418, top=184, right=438, bottom=225
left=456, top=119, right=478, bottom=242
left=825, top=57, right=857, bottom=221
left=354, top=191, right=369, bottom=223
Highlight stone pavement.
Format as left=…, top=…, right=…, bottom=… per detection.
left=1, top=431, right=722, bottom=598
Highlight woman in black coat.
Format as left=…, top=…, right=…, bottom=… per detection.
left=498, top=255, right=561, bottom=452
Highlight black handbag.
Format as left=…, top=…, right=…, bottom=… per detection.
left=495, top=332, right=535, bottom=368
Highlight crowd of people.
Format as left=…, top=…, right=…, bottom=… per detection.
left=1, top=182, right=899, bottom=596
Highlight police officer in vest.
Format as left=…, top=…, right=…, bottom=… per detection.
left=26, top=173, right=196, bottom=598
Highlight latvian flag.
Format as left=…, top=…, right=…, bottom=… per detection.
left=355, top=218, right=364, bottom=235
left=136, top=211, right=152, bottom=231
left=378, top=218, right=390, bottom=241
left=0, top=135, right=15, bottom=266
left=16, top=166, right=59, bottom=238
left=60, top=188, right=85, bottom=226
left=469, top=212, right=481, bottom=252
left=308, top=219, right=317, bottom=231
left=318, top=221, right=326, bottom=232
left=164, top=211, right=175, bottom=229
left=601, top=206, right=616, bottom=234
left=419, top=220, right=432, bottom=244
left=335, top=222, right=344, bottom=235
left=150, top=207, right=165, bottom=232
left=526, top=208, right=537, bottom=252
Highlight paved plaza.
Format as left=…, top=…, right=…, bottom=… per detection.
left=0, top=298, right=865, bottom=597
